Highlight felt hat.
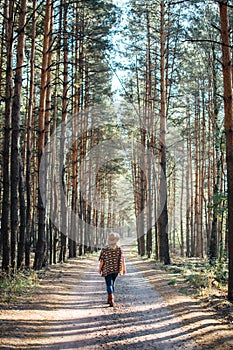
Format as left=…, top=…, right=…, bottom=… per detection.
left=107, top=232, right=120, bottom=245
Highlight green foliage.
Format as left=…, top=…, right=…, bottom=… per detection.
left=168, top=278, right=177, bottom=286
left=0, top=271, right=38, bottom=302
left=214, top=259, right=228, bottom=285
left=166, top=258, right=228, bottom=295
left=185, top=272, right=213, bottom=289
left=208, top=192, right=227, bottom=214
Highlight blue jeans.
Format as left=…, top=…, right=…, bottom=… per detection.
left=105, top=273, right=118, bottom=295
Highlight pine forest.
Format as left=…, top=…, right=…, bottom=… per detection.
left=1, top=0, right=233, bottom=308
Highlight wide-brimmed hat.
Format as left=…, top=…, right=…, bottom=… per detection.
left=107, top=232, right=120, bottom=245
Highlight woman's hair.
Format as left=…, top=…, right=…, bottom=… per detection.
left=109, top=243, right=118, bottom=249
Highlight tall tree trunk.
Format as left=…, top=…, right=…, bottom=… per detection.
left=180, top=140, right=184, bottom=257
left=25, top=0, right=36, bottom=268
left=132, top=161, right=141, bottom=255
left=17, top=156, right=26, bottom=268
left=69, top=2, right=81, bottom=258
left=11, top=0, right=27, bottom=271
left=59, top=0, right=68, bottom=263
left=194, top=95, right=202, bottom=257
left=209, top=70, right=220, bottom=262
left=146, top=8, right=153, bottom=258
left=209, top=44, right=224, bottom=262
left=51, top=0, right=62, bottom=265
left=158, top=0, right=170, bottom=265
left=139, top=129, right=146, bottom=256
left=16, top=0, right=27, bottom=269
left=219, top=0, right=233, bottom=302
left=186, top=135, right=190, bottom=257
left=44, top=4, right=53, bottom=265
left=1, top=0, right=13, bottom=272
left=34, top=0, right=52, bottom=270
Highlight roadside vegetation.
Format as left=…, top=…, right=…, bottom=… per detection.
left=0, top=270, right=38, bottom=304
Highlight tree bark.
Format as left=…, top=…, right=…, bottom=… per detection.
left=59, top=0, right=69, bottom=263
left=194, top=95, right=202, bottom=257
left=146, top=8, right=153, bottom=258
left=219, top=0, right=233, bottom=302
left=25, top=0, right=36, bottom=268
left=34, top=0, right=52, bottom=270
left=11, top=0, right=27, bottom=271
left=158, top=0, right=170, bottom=265
left=1, top=0, right=13, bottom=272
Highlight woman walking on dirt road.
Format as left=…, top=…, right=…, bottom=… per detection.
left=98, top=232, right=126, bottom=307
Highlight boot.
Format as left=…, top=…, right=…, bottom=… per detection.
left=108, top=294, right=114, bottom=307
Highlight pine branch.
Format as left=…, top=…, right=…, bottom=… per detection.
left=184, top=38, right=233, bottom=48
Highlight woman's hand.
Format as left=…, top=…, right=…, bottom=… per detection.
left=121, top=266, right=126, bottom=275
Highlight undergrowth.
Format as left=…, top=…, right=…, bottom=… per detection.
left=0, top=270, right=38, bottom=302
left=129, top=243, right=228, bottom=297
left=165, top=257, right=228, bottom=296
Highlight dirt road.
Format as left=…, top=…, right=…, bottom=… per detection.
left=1, top=250, right=233, bottom=349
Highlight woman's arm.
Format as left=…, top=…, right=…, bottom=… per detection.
left=99, top=260, right=104, bottom=274
left=122, top=257, right=126, bottom=275
left=119, top=254, right=126, bottom=275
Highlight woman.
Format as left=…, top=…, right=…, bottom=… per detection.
left=98, top=232, right=126, bottom=307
